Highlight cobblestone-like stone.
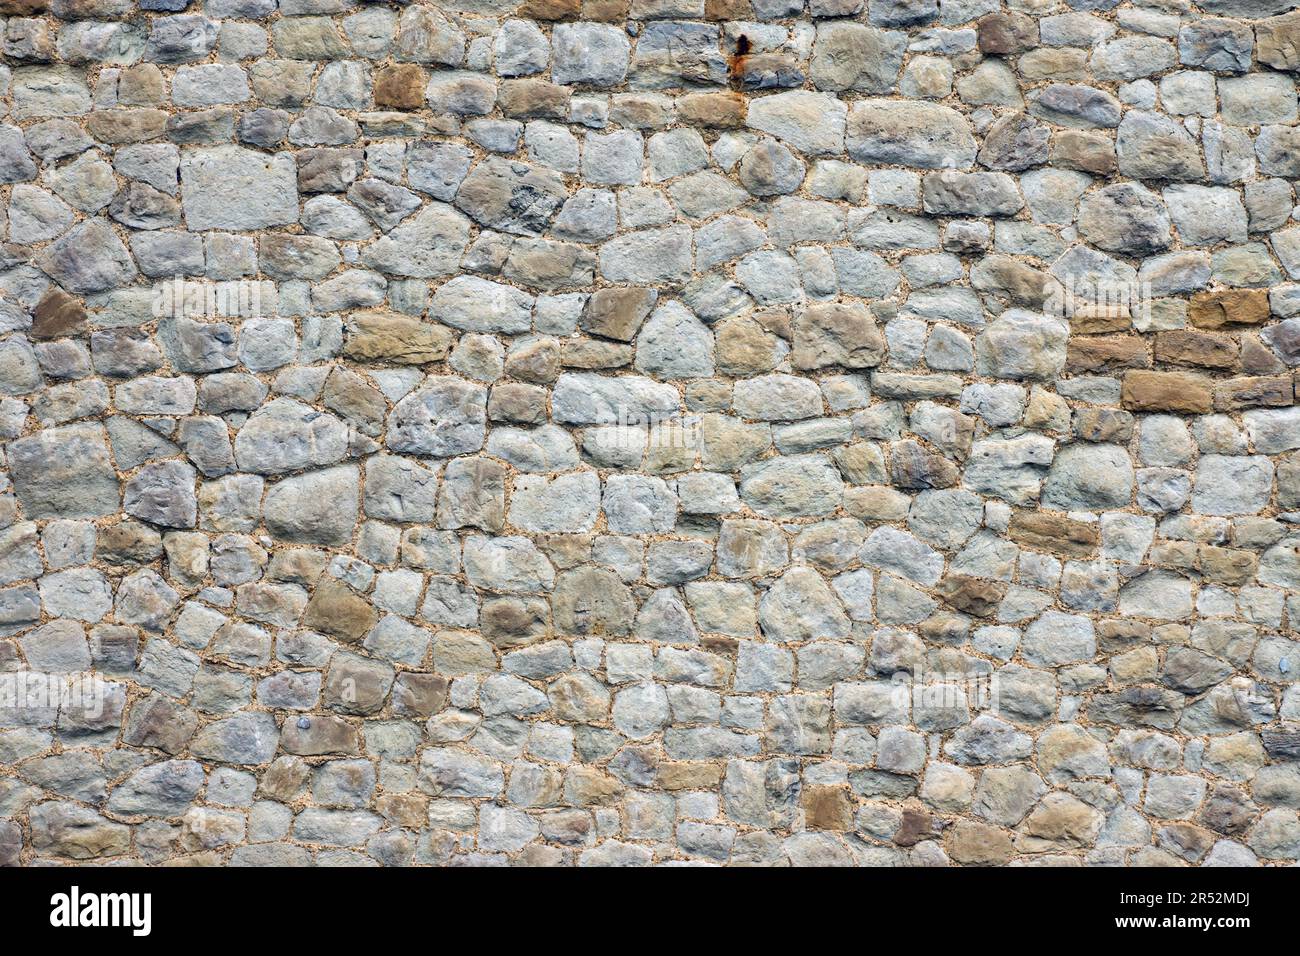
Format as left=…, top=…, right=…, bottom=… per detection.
left=0, top=0, right=1297, bottom=869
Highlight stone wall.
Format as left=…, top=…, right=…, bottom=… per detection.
left=0, top=0, right=1298, bottom=867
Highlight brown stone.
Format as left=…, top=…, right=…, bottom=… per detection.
left=31, top=288, right=87, bottom=340
left=259, top=756, right=310, bottom=801
left=1158, top=822, right=1215, bottom=863
left=1197, top=546, right=1258, bottom=587
left=1066, top=335, right=1149, bottom=373
left=277, top=714, right=360, bottom=756
left=500, top=0, right=571, bottom=17
left=0, top=0, right=46, bottom=12
left=564, top=767, right=623, bottom=806
left=580, top=287, right=657, bottom=341
left=893, top=808, right=937, bottom=847
left=1009, top=511, right=1100, bottom=558
left=517, top=0, right=580, bottom=17
left=1121, top=370, right=1213, bottom=414
left=116, top=65, right=165, bottom=106
left=1189, top=289, right=1270, bottom=329
left=374, top=64, right=427, bottom=110
left=561, top=338, right=634, bottom=369
left=391, top=673, right=450, bottom=718
left=376, top=793, right=429, bottom=829
left=706, top=0, right=753, bottom=18
left=1154, top=330, right=1238, bottom=370
left=122, top=695, right=198, bottom=754
left=488, top=382, right=548, bottom=424
left=948, top=819, right=1014, bottom=865
left=977, top=12, right=1038, bottom=54
left=1242, top=333, right=1286, bottom=375
left=936, top=574, right=1008, bottom=618
left=1051, top=129, right=1117, bottom=175
left=1150, top=540, right=1198, bottom=571
left=700, top=634, right=740, bottom=656
left=480, top=596, right=548, bottom=648
left=889, top=439, right=960, bottom=490
left=583, top=0, right=629, bottom=19
left=97, top=520, right=163, bottom=568
left=344, top=312, right=453, bottom=364
left=1068, top=306, right=1131, bottom=334
left=975, top=256, right=1055, bottom=310
left=1097, top=619, right=1150, bottom=654
left=302, top=578, right=378, bottom=643
left=86, top=109, right=168, bottom=144
left=1214, top=375, right=1293, bottom=411
left=1073, top=408, right=1134, bottom=443
left=678, top=91, right=747, bottom=128
left=1257, top=10, right=1300, bottom=72
left=658, top=761, right=723, bottom=790
left=498, top=79, right=571, bottom=120
left=1015, top=794, right=1102, bottom=851
left=505, top=338, right=561, bottom=383
left=802, top=786, right=854, bottom=831
left=609, top=94, right=676, bottom=129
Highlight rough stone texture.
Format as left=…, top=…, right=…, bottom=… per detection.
left=0, top=0, right=1297, bottom=871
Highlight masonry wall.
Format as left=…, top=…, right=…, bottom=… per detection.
left=0, top=0, right=1298, bottom=867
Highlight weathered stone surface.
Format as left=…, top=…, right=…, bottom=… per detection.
left=0, top=0, right=1292, bottom=872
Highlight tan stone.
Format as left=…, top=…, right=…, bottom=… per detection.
left=678, top=91, right=746, bottom=128
left=1015, top=793, right=1103, bottom=852
left=716, top=317, right=784, bottom=376
left=1019, top=47, right=1088, bottom=82
left=1214, top=375, right=1293, bottom=411
left=1197, top=545, right=1258, bottom=587
left=517, top=0, right=580, bottom=17
left=583, top=0, right=629, bottom=19
left=498, top=79, right=572, bottom=119
left=259, top=756, right=310, bottom=801
left=977, top=11, right=1037, bottom=54
left=376, top=793, right=429, bottom=829
left=936, top=574, right=1008, bottom=618
left=1154, top=330, right=1238, bottom=370
left=1121, top=370, right=1213, bottom=414
left=278, top=714, right=360, bottom=756
left=1008, top=511, right=1099, bottom=558
left=344, top=312, right=453, bottom=364
left=31, top=288, right=86, bottom=340
left=580, top=286, right=657, bottom=341
left=302, top=578, right=378, bottom=643
left=1022, top=386, right=1071, bottom=432
left=706, top=0, right=752, bottom=19
left=561, top=338, right=634, bottom=369
left=86, top=109, right=168, bottom=144
left=374, top=64, right=427, bottom=110
left=793, top=302, right=886, bottom=370
left=564, top=767, right=623, bottom=806
left=1189, top=289, right=1270, bottom=329
left=1110, top=647, right=1159, bottom=684
left=802, top=786, right=854, bottom=831
left=1257, top=10, right=1300, bottom=72
left=659, top=761, right=723, bottom=790
left=1068, top=306, right=1131, bottom=334
left=1066, top=335, right=1150, bottom=373
left=117, top=64, right=165, bottom=106
left=1051, top=129, right=1117, bottom=175
left=948, top=820, right=1014, bottom=865
left=1073, top=408, right=1134, bottom=443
